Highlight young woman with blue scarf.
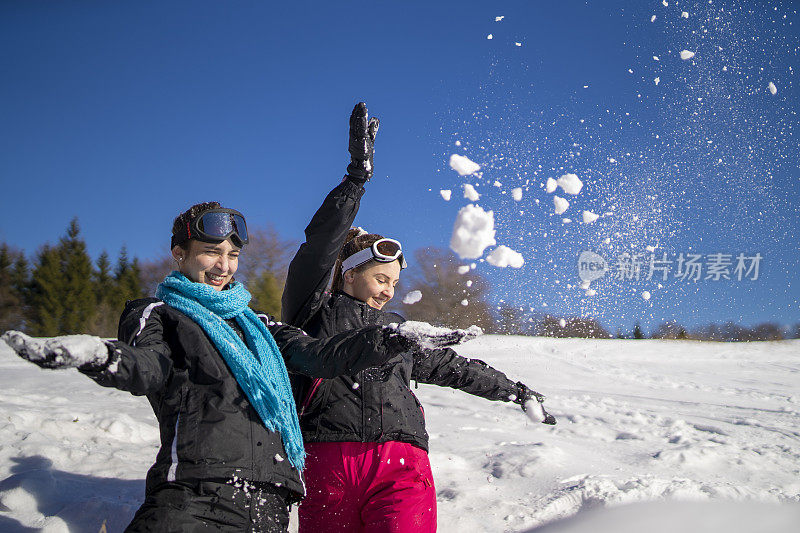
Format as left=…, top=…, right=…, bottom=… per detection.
left=2, top=201, right=422, bottom=532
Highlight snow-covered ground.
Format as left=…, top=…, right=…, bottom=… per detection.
left=1, top=336, right=799, bottom=532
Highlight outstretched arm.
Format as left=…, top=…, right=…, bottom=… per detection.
left=2, top=300, right=174, bottom=396
left=411, top=347, right=556, bottom=424
left=264, top=316, right=411, bottom=379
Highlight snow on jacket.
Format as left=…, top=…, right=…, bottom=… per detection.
left=81, top=296, right=395, bottom=500
left=281, top=178, right=520, bottom=451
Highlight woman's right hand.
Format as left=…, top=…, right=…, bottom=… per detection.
left=1, top=330, right=112, bottom=371
left=346, top=102, right=380, bottom=183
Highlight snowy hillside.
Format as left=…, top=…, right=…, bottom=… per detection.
left=1, top=336, right=799, bottom=532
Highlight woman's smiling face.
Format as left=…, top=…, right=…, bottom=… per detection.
left=343, top=260, right=401, bottom=310
left=173, top=238, right=240, bottom=290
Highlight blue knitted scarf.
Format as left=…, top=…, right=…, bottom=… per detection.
left=155, top=271, right=305, bottom=470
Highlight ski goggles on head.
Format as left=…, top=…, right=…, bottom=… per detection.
left=341, top=238, right=407, bottom=273
left=171, top=208, right=249, bottom=249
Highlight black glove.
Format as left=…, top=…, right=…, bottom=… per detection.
left=346, top=102, right=379, bottom=183
left=1, top=330, right=113, bottom=372
left=513, top=381, right=557, bottom=425
left=382, top=326, right=418, bottom=354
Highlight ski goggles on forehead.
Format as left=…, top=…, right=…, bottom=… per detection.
left=341, top=238, right=407, bottom=273
left=172, top=208, right=249, bottom=248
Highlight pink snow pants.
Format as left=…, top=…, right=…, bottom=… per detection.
left=298, top=441, right=437, bottom=532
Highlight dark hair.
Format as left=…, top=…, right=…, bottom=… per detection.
left=171, top=201, right=222, bottom=250
left=331, top=228, right=387, bottom=292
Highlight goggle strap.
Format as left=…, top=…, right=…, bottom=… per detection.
left=341, top=247, right=376, bottom=274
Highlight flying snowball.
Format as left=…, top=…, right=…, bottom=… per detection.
left=486, top=246, right=524, bottom=268
left=654, top=77, right=660, bottom=85
left=582, top=211, right=599, bottom=224
left=546, top=178, right=558, bottom=193
left=487, top=34, right=493, bottom=40
left=440, top=190, right=452, bottom=201
left=680, top=50, right=695, bottom=60
left=450, top=204, right=496, bottom=259
left=556, top=173, right=583, bottom=194
left=768, top=82, right=777, bottom=95
left=463, top=183, right=480, bottom=201
left=403, top=290, right=423, bottom=305
left=512, top=188, right=523, bottom=201
left=681, top=11, right=689, bottom=18
left=449, top=154, right=481, bottom=176
left=642, top=291, right=651, bottom=300
left=553, top=196, right=570, bottom=215
left=495, top=16, right=504, bottom=22
left=457, top=265, right=470, bottom=275
left=461, top=299, right=469, bottom=306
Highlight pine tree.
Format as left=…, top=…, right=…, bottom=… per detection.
left=59, top=219, right=96, bottom=334
left=249, top=270, right=283, bottom=317
left=29, top=244, right=66, bottom=336
left=110, top=247, right=144, bottom=315
left=0, top=244, right=28, bottom=332
left=87, top=251, right=119, bottom=337
left=633, top=322, right=644, bottom=339
left=29, top=219, right=96, bottom=335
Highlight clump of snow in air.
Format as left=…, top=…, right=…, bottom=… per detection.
left=465, top=280, right=473, bottom=287
left=556, top=173, right=583, bottom=194
left=495, top=16, right=504, bottom=22
left=450, top=204, right=496, bottom=259
left=585, top=288, right=597, bottom=296
left=654, top=77, right=660, bottom=86
left=662, top=0, right=668, bottom=6
left=546, top=177, right=558, bottom=193
left=558, top=318, right=567, bottom=327
left=646, top=245, right=656, bottom=252
left=487, top=34, right=493, bottom=40
left=454, top=140, right=461, bottom=147
left=681, top=11, right=689, bottom=18
left=511, top=187, right=523, bottom=201
left=515, top=42, right=522, bottom=47
left=609, top=157, right=617, bottom=163
left=562, top=218, right=572, bottom=223
left=580, top=280, right=591, bottom=290
left=680, top=50, right=695, bottom=60
left=463, top=183, right=480, bottom=201
left=449, top=154, right=481, bottom=176
left=457, top=265, right=470, bottom=275
left=486, top=246, right=524, bottom=268
left=651, top=15, right=656, bottom=22
left=493, top=180, right=502, bottom=188
left=553, top=196, right=570, bottom=215
left=440, top=189, right=452, bottom=201
left=768, top=82, right=777, bottom=95
left=402, top=290, right=423, bottom=305
left=582, top=211, right=599, bottom=224
left=460, top=299, right=469, bottom=306
left=642, top=291, right=652, bottom=300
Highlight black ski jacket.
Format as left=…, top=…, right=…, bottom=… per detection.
left=281, top=178, right=520, bottom=452
left=81, top=296, right=395, bottom=500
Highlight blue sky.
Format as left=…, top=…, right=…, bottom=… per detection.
left=1, top=0, right=798, bottom=333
